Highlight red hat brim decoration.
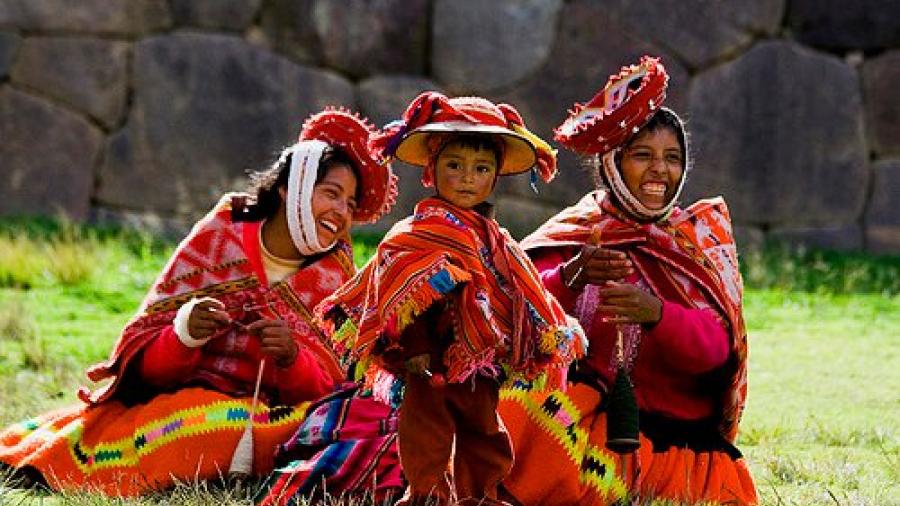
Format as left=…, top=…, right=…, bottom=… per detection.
left=555, top=56, right=669, bottom=155
left=299, top=108, right=398, bottom=223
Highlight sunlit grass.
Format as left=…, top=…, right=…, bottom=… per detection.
left=0, top=218, right=897, bottom=505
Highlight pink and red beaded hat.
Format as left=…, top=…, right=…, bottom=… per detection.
left=299, top=108, right=398, bottom=223
left=554, top=55, right=669, bottom=155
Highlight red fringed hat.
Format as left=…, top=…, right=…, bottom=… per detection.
left=299, top=108, right=398, bottom=223
left=371, top=92, right=558, bottom=186
left=555, top=56, right=669, bottom=155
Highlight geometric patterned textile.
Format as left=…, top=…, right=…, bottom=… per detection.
left=0, top=387, right=309, bottom=496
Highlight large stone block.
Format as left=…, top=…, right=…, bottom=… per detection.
left=431, top=0, right=562, bottom=94
left=768, top=224, right=863, bottom=252
left=11, top=37, right=129, bottom=128
left=171, top=0, right=261, bottom=31
left=0, top=0, right=170, bottom=35
left=862, top=51, right=900, bottom=159
left=493, top=192, right=563, bottom=240
left=684, top=41, right=868, bottom=228
left=494, top=0, right=689, bottom=205
left=259, top=0, right=428, bottom=76
left=0, top=31, right=19, bottom=79
left=0, top=87, right=102, bottom=220
left=258, top=0, right=319, bottom=64
left=357, top=75, right=442, bottom=128
left=314, top=0, right=428, bottom=78
left=432, top=0, right=561, bottom=93
left=354, top=75, right=446, bottom=234
left=601, top=0, right=784, bottom=70
left=865, top=160, right=900, bottom=254
left=787, top=0, right=900, bottom=51
left=97, top=33, right=354, bottom=215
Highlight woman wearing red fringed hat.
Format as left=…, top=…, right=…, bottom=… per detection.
left=0, top=109, right=398, bottom=496
left=498, top=56, right=758, bottom=505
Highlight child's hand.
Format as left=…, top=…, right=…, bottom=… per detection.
left=247, top=319, right=299, bottom=368
left=405, top=354, right=430, bottom=375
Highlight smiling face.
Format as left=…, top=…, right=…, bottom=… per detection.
left=619, top=127, right=684, bottom=210
left=310, top=163, right=358, bottom=247
left=433, top=141, right=498, bottom=209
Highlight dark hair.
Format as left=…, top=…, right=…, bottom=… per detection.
left=232, top=147, right=360, bottom=222
left=613, top=108, right=687, bottom=170
left=437, top=133, right=503, bottom=167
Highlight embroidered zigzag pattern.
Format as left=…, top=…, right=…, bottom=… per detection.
left=14, top=401, right=308, bottom=474
left=499, top=387, right=626, bottom=500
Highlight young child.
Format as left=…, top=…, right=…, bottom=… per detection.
left=317, top=92, right=585, bottom=506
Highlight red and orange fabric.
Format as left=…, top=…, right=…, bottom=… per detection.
left=0, top=195, right=353, bottom=495
left=0, top=388, right=310, bottom=495
left=319, top=197, right=585, bottom=386
left=498, top=190, right=756, bottom=505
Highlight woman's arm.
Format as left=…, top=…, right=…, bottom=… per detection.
left=645, top=301, right=731, bottom=374
left=135, top=297, right=231, bottom=388
left=136, top=325, right=204, bottom=388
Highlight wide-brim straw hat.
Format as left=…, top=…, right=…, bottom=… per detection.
left=395, top=121, right=537, bottom=176
left=392, top=95, right=538, bottom=176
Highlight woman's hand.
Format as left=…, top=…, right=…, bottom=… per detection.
left=405, top=354, right=431, bottom=376
left=561, top=226, right=634, bottom=290
left=247, top=319, right=299, bottom=368
left=187, top=299, right=231, bottom=340
left=562, top=247, right=634, bottom=289
left=596, top=281, right=662, bottom=325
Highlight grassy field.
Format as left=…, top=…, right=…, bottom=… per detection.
left=0, top=219, right=897, bottom=505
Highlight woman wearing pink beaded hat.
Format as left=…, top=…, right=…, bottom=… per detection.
left=498, top=56, right=758, bottom=505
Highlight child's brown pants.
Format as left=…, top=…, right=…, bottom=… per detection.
left=396, top=373, right=513, bottom=506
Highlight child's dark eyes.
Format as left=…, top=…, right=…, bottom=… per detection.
left=476, top=165, right=494, bottom=174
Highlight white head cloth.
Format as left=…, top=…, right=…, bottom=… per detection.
left=286, top=140, right=333, bottom=256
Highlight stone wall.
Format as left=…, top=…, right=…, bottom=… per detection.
left=1, top=0, right=898, bottom=253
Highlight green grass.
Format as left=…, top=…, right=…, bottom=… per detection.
left=0, top=219, right=898, bottom=505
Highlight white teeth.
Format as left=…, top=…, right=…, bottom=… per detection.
left=320, top=220, right=338, bottom=233
left=641, top=182, right=666, bottom=196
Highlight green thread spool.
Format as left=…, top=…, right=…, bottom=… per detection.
left=606, top=328, right=640, bottom=454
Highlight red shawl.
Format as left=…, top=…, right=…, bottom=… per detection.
left=79, top=194, right=354, bottom=405
left=521, top=191, right=747, bottom=442
left=318, top=197, right=585, bottom=384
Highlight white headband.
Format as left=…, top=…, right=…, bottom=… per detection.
left=286, top=140, right=333, bottom=256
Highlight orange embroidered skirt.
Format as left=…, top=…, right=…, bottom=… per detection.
left=0, top=387, right=309, bottom=496
left=499, top=383, right=758, bottom=505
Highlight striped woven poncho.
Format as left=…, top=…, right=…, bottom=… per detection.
left=318, top=197, right=585, bottom=384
